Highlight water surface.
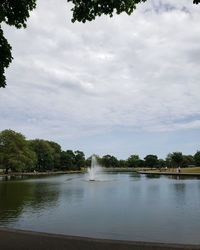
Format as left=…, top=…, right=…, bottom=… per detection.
left=0, top=173, right=200, bottom=244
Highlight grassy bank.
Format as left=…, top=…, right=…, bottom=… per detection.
left=180, top=167, right=200, bottom=173
left=141, top=167, right=200, bottom=174
left=0, top=169, right=86, bottom=177
left=1, top=167, right=200, bottom=177
left=103, top=167, right=155, bottom=172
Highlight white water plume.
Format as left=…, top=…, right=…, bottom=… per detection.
left=88, top=155, right=102, bottom=181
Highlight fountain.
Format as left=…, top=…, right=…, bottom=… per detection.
left=88, top=155, right=99, bottom=181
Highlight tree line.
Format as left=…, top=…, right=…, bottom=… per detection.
left=100, top=152, right=200, bottom=169
left=0, top=130, right=85, bottom=173
left=0, top=129, right=200, bottom=173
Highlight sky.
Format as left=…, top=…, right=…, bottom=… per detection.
left=0, top=0, right=200, bottom=159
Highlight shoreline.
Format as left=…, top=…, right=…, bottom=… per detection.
left=1, top=170, right=200, bottom=178
left=0, top=228, right=200, bottom=250
left=0, top=170, right=85, bottom=178
left=138, top=171, right=200, bottom=177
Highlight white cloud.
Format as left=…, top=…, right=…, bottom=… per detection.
left=0, top=0, right=200, bottom=156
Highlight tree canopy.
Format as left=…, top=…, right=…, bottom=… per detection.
left=0, top=129, right=200, bottom=173
left=68, top=0, right=147, bottom=23
left=170, top=152, right=183, bottom=168
left=0, top=0, right=200, bottom=88
left=194, top=151, right=200, bottom=166
left=127, top=154, right=140, bottom=168
left=0, top=129, right=36, bottom=173
left=28, top=139, right=54, bottom=171
left=101, top=154, right=118, bottom=168
left=144, top=154, right=158, bottom=168
left=0, top=0, right=37, bottom=88
left=68, top=0, right=200, bottom=23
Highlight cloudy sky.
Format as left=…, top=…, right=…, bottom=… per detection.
left=0, top=0, right=200, bottom=159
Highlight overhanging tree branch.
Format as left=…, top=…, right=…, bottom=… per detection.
left=0, top=0, right=36, bottom=88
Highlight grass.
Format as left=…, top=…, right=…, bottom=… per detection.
left=141, top=167, right=200, bottom=174
left=103, top=168, right=137, bottom=172
left=180, top=167, right=200, bottom=174
left=102, top=167, right=200, bottom=174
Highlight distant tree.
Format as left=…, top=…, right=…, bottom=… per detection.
left=127, top=154, right=140, bottom=168
left=85, top=155, right=94, bottom=167
left=28, top=139, right=54, bottom=171
left=60, top=151, right=69, bottom=170
left=85, top=156, right=92, bottom=167
left=137, top=159, right=145, bottom=168
left=60, top=150, right=75, bottom=170
left=157, top=159, right=166, bottom=168
left=194, top=151, right=200, bottom=166
left=118, top=159, right=127, bottom=168
left=182, top=155, right=194, bottom=167
left=170, top=152, right=183, bottom=168
left=165, top=153, right=173, bottom=168
left=144, top=154, right=158, bottom=169
left=101, top=155, right=118, bottom=168
left=0, top=129, right=36, bottom=173
left=74, top=150, right=85, bottom=170
left=85, top=154, right=102, bottom=168
left=47, top=141, right=61, bottom=169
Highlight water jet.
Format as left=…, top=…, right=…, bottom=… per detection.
left=88, top=155, right=99, bottom=181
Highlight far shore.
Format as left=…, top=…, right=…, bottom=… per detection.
left=138, top=171, right=200, bottom=177
left=1, top=167, right=200, bottom=178
left=137, top=167, right=200, bottom=177
left=0, top=170, right=86, bottom=178
left=0, top=228, right=200, bottom=250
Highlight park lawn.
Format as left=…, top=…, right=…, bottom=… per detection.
left=181, top=167, right=200, bottom=173
left=148, top=167, right=200, bottom=174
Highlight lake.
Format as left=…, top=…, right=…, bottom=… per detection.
left=0, top=172, right=200, bottom=244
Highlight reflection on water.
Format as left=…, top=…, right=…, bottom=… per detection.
left=0, top=173, right=200, bottom=245
left=0, top=177, right=60, bottom=225
left=0, top=181, right=32, bottom=223
left=145, top=174, right=161, bottom=179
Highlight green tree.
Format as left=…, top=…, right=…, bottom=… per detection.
left=144, top=154, right=158, bottom=169
left=182, top=155, right=194, bottom=167
left=101, top=155, right=118, bottom=168
left=74, top=150, right=85, bottom=170
left=157, top=159, right=166, bottom=168
left=137, top=159, right=145, bottom=168
left=0, top=0, right=37, bottom=88
left=118, top=159, right=127, bottom=168
left=170, top=152, right=183, bottom=168
left=69, top=0, right=147, bottom=23
left=0, top=129, right=36, bottom=173
left=69, top=0, right=200, bottom=23
left=85, top=154, right=101, bottom=168
left=165, top=153, right=173, bottom=168
left=47, top=141, right=61, bottom=170
left=127, top=154, right=140, bottom=168
left=194, top=151, right=200, bottom=166
left=85, top=156, right=92, bottom=167
left=28, top=139, right=54, bottom=171
left=60, top=150, right=75, bottom=170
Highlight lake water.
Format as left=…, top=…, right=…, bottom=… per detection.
left=0, top=172, right=200, bottom=244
